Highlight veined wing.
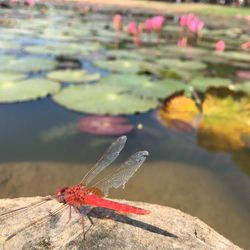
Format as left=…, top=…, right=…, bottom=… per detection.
left=81, top=136, right=127, bottom=185
left=93, top=151, right=149, bottom=196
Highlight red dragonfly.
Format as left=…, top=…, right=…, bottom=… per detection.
left=0, top=136, right=150, bottom=244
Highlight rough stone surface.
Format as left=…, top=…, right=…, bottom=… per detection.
left=0, top=197, right=241, bottom=250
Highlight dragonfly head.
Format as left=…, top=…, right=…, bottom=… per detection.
left=55, top=187, right=68, bottom=203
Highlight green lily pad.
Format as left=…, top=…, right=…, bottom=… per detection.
left=217, top=51, right=250, bottom=62
left=47, top=70, right=100, bottom=83
left=0, top=41, right=21, bottom=50
left=0, top=72, right=26, bottom=82
left=52, top=84, right=158, bottom=115
left=233, top=81, right=250, bottom=95
left=94, top=60, right=141, bottom=73
left=99, top=74, right=189, bottom=99
left=106, top=50, right=144, bottom=60
left=0, top=57, right=57, bottom=73
left=158, top=59, right=207, bottom=71
left=190, top=77, right=232, bottom=92
left=0, top=78, right=60, bottom=103
left=24, top=42, right=101, bottom=57
left=163, top=46, right=208, bottom=59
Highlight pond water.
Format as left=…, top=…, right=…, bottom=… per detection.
left=0, top=3, right=249, bottom=249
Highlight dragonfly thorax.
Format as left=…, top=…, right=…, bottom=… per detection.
left=55, top=187, right=69, bottom=203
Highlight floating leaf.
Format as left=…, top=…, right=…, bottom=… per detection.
left=52, top=84, right=158, bottom=115
left=0, top=78, right=60, bottom=103
left=47, top=70, right=100, bottom=83
left=0, top=72, right=26, bottom=82
left=0, top=41, right=21, bottom=50
left=218, top=51, right=250, bottom=62
left=236, top=71, right=250, bottom=81
left=94, top=60, right=141, bottom=73
left=158, top=59, right=207, bottom=71
left=106, top=50, right=143, bottom=60
left=78, top=116, right=134, bottom=136
left=24, top=42, right=101, bottom=57
left=190, top=77, right=232, bottom=92
left=0, top=57, right=57, bottom=73
left=99, top=74, right=189, bottom=99
left=233, top=81, right=250, bottom=95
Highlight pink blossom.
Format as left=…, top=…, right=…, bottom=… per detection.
left=188, top=18, right=204, bottom=33
left=133, top=35, right=141, bottom=46
left=113, top=14, right=122, bottom=32
left=180, top=15, right=188, bottom=27
left=10, top=0, right=18, bottom=3
left=128, top=21, right=138, bottom=36
left=215, top=40, right=225, bottom=52
left=151, top=16, right=165, bottom=32
left=241, top=42, right=250, bottom=50
left=145, top=18, right=153, bottom=33
left=177, top=37, right=187, bottom=48
left=186, top=13, right=196, bottom=24
left=25, top=0, right=35, bottom=6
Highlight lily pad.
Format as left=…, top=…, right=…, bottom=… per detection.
left=52, top=84, right=158, bottom=115
left=190, top=77, right=232, bottom=92
left=236, top=71, right=250, bottom=81
left=78, top=116, right=134, bottom=136
left=99, top=74, right=189, bottom=99
left=94, top=60, right=141, bottom=73
left=158, top=59, right=207, bottom=71
left=47, top=70, right=100, bottom=83
left=0, top=78, right=60, bottom=103
left=24, top=42, right=101, bottom=57
left=233, top=81, right=250, bottom=95
left=218, top=51, right=250, bottom=62
left=106, top=50, right=144, bottom=60
left=0, top=57, right=57, bottom=73
left=0, top=72, right=26, bottom=82
left=0, top=41, right=21, bottom=50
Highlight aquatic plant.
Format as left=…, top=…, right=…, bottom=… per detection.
left=113, top=14, right=122, bottom=32
left=0, top=78, right=60, bottom=103
left=215, top=40, right=225, bottom=52
left=151, top=16, right=165, bottom=32
left=52, top=84, right=158, bottom=115
left=78, top=116, right=134, bottom=136
left=159, top=93, right=250, bottom=151
left=47, top=70, right=100, bottom=84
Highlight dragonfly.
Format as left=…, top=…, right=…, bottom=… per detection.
left=0, top=136, right=150, bottom=245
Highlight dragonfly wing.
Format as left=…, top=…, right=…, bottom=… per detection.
left=81, top=136, right=127, bottom=185
left=95, top=151, right=149, bottom=196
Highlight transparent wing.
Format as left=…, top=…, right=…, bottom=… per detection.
left=81, top=136, right=127, bottom=185
left=94, top=151, right=149, bottom=196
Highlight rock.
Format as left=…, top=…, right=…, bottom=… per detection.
left=0, top=197, right=241, bottom=250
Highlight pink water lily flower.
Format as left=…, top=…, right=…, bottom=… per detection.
left=177, top=37, right=187, bottom=48
left=180, top=15, right=188, bottom=27
left=151, top=16, right=165, bottom=32
left=215, top=40, right=225, bottom=52
left=133, top=35, right=141, bottom=46
left=241, top=42, right=250, bottom=50
left=188, top=18, right=204, bottom=33
left=25, top=0, right=35, bottom=6
left=145, top=18, right=153, bottom=33
left=113, top=14, right=122, bottom=32
left=128, top=21, right=138, bottom=36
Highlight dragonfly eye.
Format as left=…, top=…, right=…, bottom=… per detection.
left=55, top=187, right=68, bottom=203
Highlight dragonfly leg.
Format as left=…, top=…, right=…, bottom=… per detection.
left=83, top=215, right=94, bottom=239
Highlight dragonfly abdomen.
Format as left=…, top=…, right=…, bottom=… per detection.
left=85, top=195, right=150, bottom=215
